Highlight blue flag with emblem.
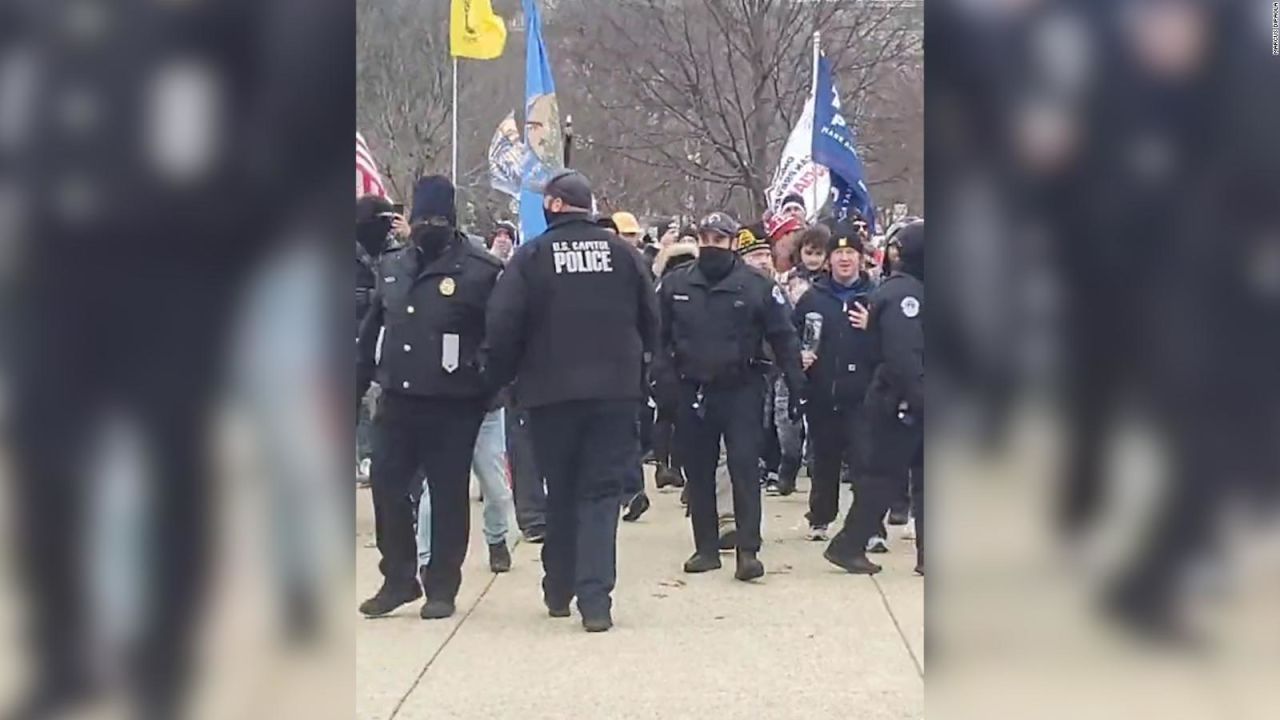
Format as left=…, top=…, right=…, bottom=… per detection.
left=812, top=53, right=874, bottom=229
left=517, top=0, right=563, bottom=242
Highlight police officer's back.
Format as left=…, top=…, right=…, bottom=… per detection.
left=823, top=220, right=924, bottom=576
left=655, top=212, right=805, bottom=582
left=357, top=176, right=503, bottom=621
left=485, top=171, right=658, bottom=633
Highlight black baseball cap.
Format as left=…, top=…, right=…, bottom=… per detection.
left=698, top=211, right=740, bottom=238
left=540, top=170, right=593, bottom=211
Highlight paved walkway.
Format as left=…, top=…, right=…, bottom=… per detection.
left=356, top=468, right=923, bottom=720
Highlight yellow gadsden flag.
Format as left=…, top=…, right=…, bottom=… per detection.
left=450, top=0, right=507, bottom=60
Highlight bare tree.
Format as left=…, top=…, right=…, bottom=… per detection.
left=553, top=0, right=922, bottom=220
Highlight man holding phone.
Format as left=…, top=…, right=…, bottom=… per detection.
left=791, top=220, right=879, bottom=544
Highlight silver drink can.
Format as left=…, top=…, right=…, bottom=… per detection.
left=802, top=312, right=824, bottom=354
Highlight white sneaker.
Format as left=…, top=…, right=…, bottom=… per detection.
left=903, top=518, right=916, bottom=541
left=807, top=525, right=830, bottom=541
left=866, top=536, right=889, bottom=553
left=358, top=458, right=372, bottom=478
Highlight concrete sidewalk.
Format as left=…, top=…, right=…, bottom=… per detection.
left=356, top=470, right=923, bottom=720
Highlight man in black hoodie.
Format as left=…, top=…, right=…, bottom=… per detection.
left=792, top=222, right=879, bottom=541
left=824, top=220, right=924, bottom=576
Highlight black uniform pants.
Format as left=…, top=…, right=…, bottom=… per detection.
left=678, top=379, right=765, bottom=556
left=371, top=394, right=485, bottom=601
left=806, top=401, right=865, bottom=528
left=832, top=407, right=923, bottom=560
left=528, top=400, right=636, bottom=616
left=506, top=406, right=547, bottom=533
left=652, top=404, right=683, bottom=478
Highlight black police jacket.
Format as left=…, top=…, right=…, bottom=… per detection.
left=864, top=270, right=924, bottom=419
left=357, top=243, right=378, bottom=323
left=793, top=275, right=879, bottom=409
left=485, top=213, right=659, bottom=409
left=357, top=234, right=503, bottom=401
left=656, top=257, right=805, bottom=395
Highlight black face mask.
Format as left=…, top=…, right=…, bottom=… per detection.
left=698, top=246, right=735, bottom=281
left=357, top=218, right=391, bottom=256
left=411, top=224, right=453, bottom=262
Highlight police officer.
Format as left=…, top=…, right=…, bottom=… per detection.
left=824, top=220, right=924, bottom=576
left=793, top=221, right=879, bottom=541
left=486, top=170, right=658, bottom=633
left=655, top=212, right=806, bottom=581
left=357, top=176, right=504, bottom=619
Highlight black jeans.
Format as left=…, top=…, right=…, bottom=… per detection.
left=622, top=403, right=646, bottom=498
left=528, top=400, right=637, bottom=616
left=507, top=406, right=547, bottom=532
left=806, top=401, right=865, bottom=528
left=678, top=379, right=765, bottom=556
left=652, top=405, right=683, bottom=478
left=371, top=394, right=485, bottom=601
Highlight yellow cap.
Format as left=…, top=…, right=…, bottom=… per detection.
left=612, top=211, right=641, bottom=235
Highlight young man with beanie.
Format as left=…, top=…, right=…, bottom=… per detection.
left=792, top=221, right=879, bottom=540
left=357, top=175, right=504, bottom=620
left=486, top=170, right=659, bottom=633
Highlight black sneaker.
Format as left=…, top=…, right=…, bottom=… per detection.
left=888, top=508, right=911, bottom=526
left=774, top=478, right=796, bottom=496
left=419, top=599, right=456, bottom=620
left=522, top=526, right=546, bottom=544
left=683, top=552, right=722, bottom=573
left=582, top=613, right=613, bottom=633
left=914, top=563, right=924, bottom=577
left=822, top=547, right=882, bottom=575
left=488, top=541, right=512, bottom=573
left=734, top=550, right=765, bottom=581
left=718, top=527, right=738, bottom=551
left=866, top=536, right=890, bottom=554
left=547, top=603, right=571, bottom=618
left=622, top=492, right=651, bottom=522
left=358, top=582, right=422, bottom=618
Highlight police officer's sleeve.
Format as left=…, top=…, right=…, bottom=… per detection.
left=650, top=279, right=679, bottom=403
left=762, top=283, right=806, bottom=398
left=356, top=296, right=383, bottom=404
left=484, top=251, right=531, bottom=390
left=879, top=294, right=924, bottom=414
left=633, top=249, right=660, bottom=363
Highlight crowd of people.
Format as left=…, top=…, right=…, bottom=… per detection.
left=355, top=170, right=923, bottom=632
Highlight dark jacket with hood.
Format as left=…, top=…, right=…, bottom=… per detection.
left=793, top=273, right=879, bottom=409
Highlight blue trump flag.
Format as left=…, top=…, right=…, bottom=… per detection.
left=812, top=53, right=874, bottom=228
left=518, top=0, right=563, bottom=242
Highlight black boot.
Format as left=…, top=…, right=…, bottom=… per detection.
left=488, top=541, right=512, bottom=573
left=822, top=545, right=882, bottom=575
left=718, top=527, right=738, bottom=551
left=622, top=492, right=651, bottom=522
left=419, top=599, right=456, bottom=620
left=358, top=581, right=422, bottom=617
left=655, top=464, right=684, bottom=489
left=683, top=552, right=722, bottom=573
left=734, top=550, right=765, bottom=581
left=582, top=611, right=613, bottom=633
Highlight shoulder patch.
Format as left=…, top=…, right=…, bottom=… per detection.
left=900, top=296, right=920, bottom=318
left=772, top=285, right=787, bottom=305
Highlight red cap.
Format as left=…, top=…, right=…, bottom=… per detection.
left=766, top=214, right=804, bottom=240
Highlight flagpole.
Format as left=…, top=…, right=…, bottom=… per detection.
left=452, top=57, right=459, bottom=183
left=810, top=31, right=820, bottom=219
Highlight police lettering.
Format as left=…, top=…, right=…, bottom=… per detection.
left=552, top=240, right=615, bottom=274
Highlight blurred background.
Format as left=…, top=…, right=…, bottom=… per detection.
left=0, top=2, right=352, bottom=718
left=928, top=0, right=1280, bottom=717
